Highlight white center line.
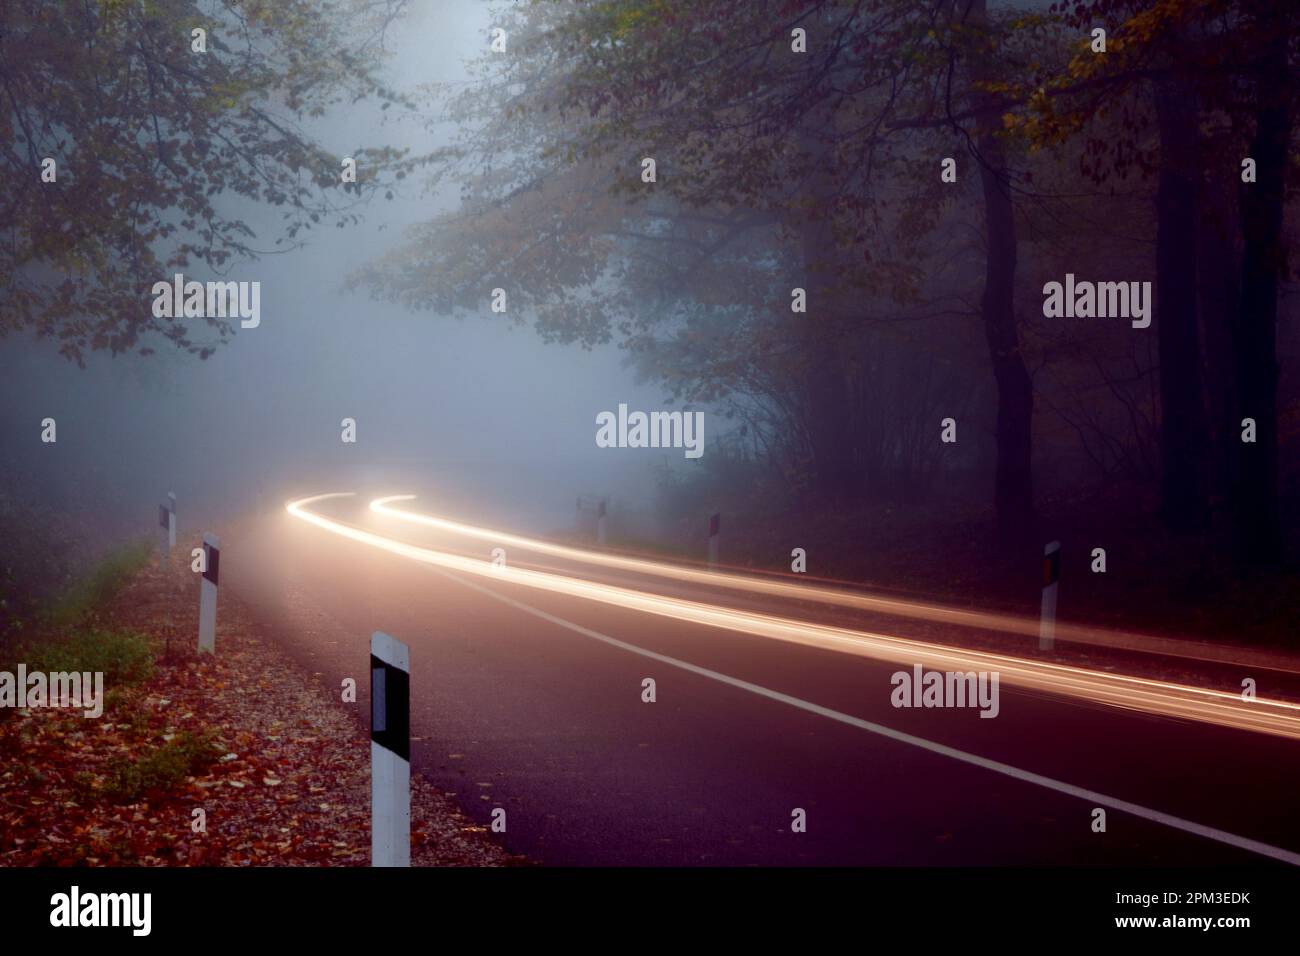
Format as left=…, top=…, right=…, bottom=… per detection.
left=431, top=564, right=1300, bottom=867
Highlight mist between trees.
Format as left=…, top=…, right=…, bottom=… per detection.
left=2, top=0, right=1297, bottom=578
left=347, top=0, right=1296, bottom=567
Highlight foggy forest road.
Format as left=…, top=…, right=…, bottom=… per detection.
left=219, top=493, right=1300, bottom=867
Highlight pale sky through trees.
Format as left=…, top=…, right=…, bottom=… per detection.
left=0, top=0, right=669, bottom=540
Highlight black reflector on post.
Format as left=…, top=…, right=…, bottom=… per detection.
left=370, top=631, right=410, bottom=867
left=370, top=642, right=410, bottom=762
left=203, top=543, right=220, bottom=585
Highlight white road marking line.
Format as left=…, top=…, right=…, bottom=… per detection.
left=431, top=564, right=1300, bottom=867
left=288, top=494, right=1300, bottom=740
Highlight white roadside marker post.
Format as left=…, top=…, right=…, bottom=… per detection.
left=708, top=512, right=721, bottom=570
left=371, top=631, right=410, bottom=867
left=198, top=533, right=219, bottom=654
left=597, top=499, right=608, bottom=547
left=167, top=492, right=177, bottom=554
left=1039, top=541, right=1061, bottom=652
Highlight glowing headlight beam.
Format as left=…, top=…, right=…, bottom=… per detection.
left=369, top=495, right=1300, bottom=675
left=288, top=493, right=1300, bottom=740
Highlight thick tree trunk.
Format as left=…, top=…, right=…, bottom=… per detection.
left=969, top=0, right=1033, bottom=542
left=1154, top=81, right=1210, bottom=532
left=976, top=139, right=1034, bottom=541
left=1232, top=30, right=1292, bottom=567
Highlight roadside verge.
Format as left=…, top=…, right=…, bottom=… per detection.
left=0, top=540, right=522, bottom=866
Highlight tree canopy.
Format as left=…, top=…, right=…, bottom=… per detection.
left=1, top=0, right=413, bottom=363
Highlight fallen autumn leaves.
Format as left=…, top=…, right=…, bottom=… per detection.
left=0, top=544, right=523, bottom=867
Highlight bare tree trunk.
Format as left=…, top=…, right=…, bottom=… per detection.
left=969, top=0, right=1033, bottom=542
left=977, top=145, right=1034, bottom=540
left=1154, top=80, right=1210, bottom=532
left=1232, top=25, right=1292, bottom=567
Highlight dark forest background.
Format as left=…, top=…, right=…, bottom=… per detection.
left=2, top=1, right=1298, bottom=645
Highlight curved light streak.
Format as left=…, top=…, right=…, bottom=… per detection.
left=369, top=494, right=1300, bottom=675
left=287, top=492, right=1300, bottom=740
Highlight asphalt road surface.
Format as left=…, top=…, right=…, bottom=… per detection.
left=220, top=494, right=1300, bottom=866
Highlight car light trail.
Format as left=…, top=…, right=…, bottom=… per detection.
left=287, top=492, right=1300, bottom=740
left=369, top=494, right=1300, bottom=675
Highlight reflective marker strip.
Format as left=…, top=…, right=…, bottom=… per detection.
left=1043, top=542, right=1061, bottom=587
left=370, top=637, right=409, bottom=761
left=372, top=667, right=386, bottom=733
left=204, top=543, right=220, bottom=585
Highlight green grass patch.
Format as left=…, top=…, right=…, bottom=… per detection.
left=21, top=628, right=155, bottom=689
left=99, top=730, right=224, bottom=803
left=46, top=537, right=153, bottom=628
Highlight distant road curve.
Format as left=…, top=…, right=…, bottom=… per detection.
left=368, top=494, right=1300, bottom=675
left=288, top=492, right=1300, bottom=741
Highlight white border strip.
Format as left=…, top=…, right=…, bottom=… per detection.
left=435, top=564, right=1300, bottom=867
